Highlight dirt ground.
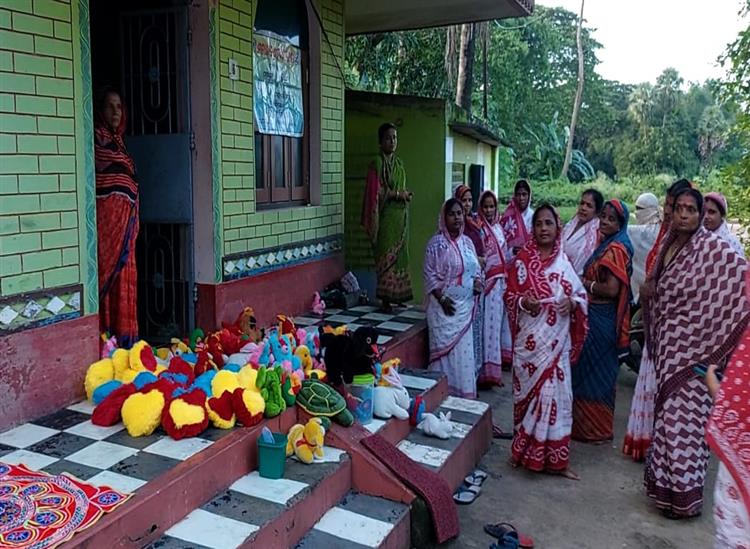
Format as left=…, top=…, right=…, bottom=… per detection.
left=447, top=367, right=717, bottom=549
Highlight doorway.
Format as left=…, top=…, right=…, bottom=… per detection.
left=90, top=0, right=194, bottom=344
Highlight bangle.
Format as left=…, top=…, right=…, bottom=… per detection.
left=590, top=281, right=596, bottom=295
left=438, top=294, right=447, bottom=305
left=519, top=298, right=529, bottom=313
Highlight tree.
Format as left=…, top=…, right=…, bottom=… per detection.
left=456, top=23, right=477, bottom=114
left=561, top=0, right=585, bottom=179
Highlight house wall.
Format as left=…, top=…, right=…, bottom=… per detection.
left=0, top=0, right=99, bottom=429
left=450, top=132, right=498, bottom=194
left=197, top=0, right=345, bottom=329
left=344, top=91, right=446, bottom=301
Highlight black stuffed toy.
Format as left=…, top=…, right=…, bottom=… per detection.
left=319, top=326, right=380, bottom=388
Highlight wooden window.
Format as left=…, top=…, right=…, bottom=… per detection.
left=254, top=0, right=312, bottom=209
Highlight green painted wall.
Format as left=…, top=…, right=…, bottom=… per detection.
left=212, top=0, right=344, bottom=274
left=344, top=91, right=446, bottom=300
left=0, top=0, right=96, bottom=311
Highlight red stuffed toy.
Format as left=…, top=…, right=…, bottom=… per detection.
left=162, top=388, right=209, bottom=440
left=92, top=384, right=137, bottom=426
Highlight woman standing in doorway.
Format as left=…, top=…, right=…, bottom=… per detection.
left=644, top=188, right=748, bottom=519
left=504, top=204, right=588, bottom=479
left=361, top=123, right=414, bottom=311
left=95, top=87, right=139, bottom=347
left=501, top=179, right=534, bottom=257
left=424, top=199, right=482, bottom=399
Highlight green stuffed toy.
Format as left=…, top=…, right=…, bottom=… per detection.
left=278, top=366, right=297, bottom=407
left=256, top=366, right=286, bottom=417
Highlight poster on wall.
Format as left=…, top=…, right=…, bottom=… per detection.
left=253, top=31, right=304, bottom=138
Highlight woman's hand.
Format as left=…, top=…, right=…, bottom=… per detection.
left=478, top=256, right=487, bottom=269
left=440, top=295, right=456, bottom=316
left=522, top=297, right=541, bottom=315
left=472, top=278, right=483, bottom=295
left=705, top=364, right=721, bottom=400
left=558, top=298, right=575, bottom=316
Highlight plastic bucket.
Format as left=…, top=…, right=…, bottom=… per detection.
left=257, top=432, right=287, bottom=479
left=349, top=374, right=374, bottom=425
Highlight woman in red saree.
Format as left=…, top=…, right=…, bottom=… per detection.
left=95, top=88, right=139, bottom=347
left=500, top=179, right=534, bottom=257
left=504, top=204, right=588, bottom=479
left=644, top=188, right=748, bottom=519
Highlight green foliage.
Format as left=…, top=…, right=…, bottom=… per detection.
left=521, top=112, right=594, bottom=182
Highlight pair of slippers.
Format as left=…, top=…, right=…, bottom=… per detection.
left=485, top=523, right=534, bottom=549
left=453, top=469, right=488, bottom=504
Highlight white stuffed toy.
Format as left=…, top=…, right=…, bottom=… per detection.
left=417, top=411, right=454, bottom=440
left=373, top=385, right=410, bottom=420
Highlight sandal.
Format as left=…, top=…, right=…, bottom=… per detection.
left=489, top=534, right=520, bottom=549
left=493, top=424, right=513, bottom=440
left=484, top=522, right=534, bottom=548
left=464, top=469, right=488, bottom=487
left=452, top=484, right=481, bottom=505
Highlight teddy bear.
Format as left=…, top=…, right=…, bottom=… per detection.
left=286, top=417, right=326, bottom=464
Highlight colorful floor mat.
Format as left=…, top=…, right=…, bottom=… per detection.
left=0, top=462, right=131, bottom=549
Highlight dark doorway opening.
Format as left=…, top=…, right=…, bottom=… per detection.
left=90, top=0, right=194, bottom=344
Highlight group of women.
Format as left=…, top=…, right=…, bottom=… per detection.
left=423, top=176, right=749, bottom=543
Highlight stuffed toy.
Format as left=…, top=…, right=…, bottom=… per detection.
left=207, top=390, right=236, bottom=429
left=84, top=358, right=114, bottom=401
left=417, top=411, right=454, bottom=440
left=100, top=333, right=117, bottom=359
left=168, top=356, right=195, bottom=386
left=121, top=387, right=166, bottom=437
left=258, top=342, right=271, bottom=367
left=133, top=371, right=159, bottom=390
left=232, top=387, right=265, bottom=426
left=205, top=333, right=227, bottom=369
left=92, top=383, right=137, bottom=426
left=322, top=324, right=348, bottom=336
left=130, top=340, right=158, bottom=372
left=376, top=358, right=403, bottom=387
left=211, top=369, right=241, bottom=398
left=256, top=367, right=286, bottom=417
left=373, top=385, right=410, bottom=420
left=409, top=395, right=425, bottom=426
left=311, top=292, right=326, bottom=316
left=319, top=327, right=379, bottom=387
left=232, top=306, right=263, bottom=342
left=189, top=328, right=205, bottom=351
left=237, top=364, right=261, bottom=391
left=194, top=349, right=216, bottom=376
left=286, top=418, right=325, bottom=464
left=280, top=370, right=298, bottom=407
left=162, top=388, right=208, bottom=439
left=295, top=345, right=327, bottom=381
left=276, top=314, right=297, bottom=343
left=92, top=380, right=122, bottom=405
left=112, top=348, right=130, bottom=381
left=170, top=337, right=190, bottom=356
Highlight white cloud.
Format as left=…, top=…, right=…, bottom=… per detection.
left=537, top=0, right=747, bottom=85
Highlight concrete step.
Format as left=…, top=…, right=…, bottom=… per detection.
left=145, top=447, right=352, bottom=549
left=294, top=490, right=410, bottom=549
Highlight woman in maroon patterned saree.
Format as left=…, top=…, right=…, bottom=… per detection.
left=644, top=188, right=748, bottom=518
left=95, top=88, right=139, bottom=346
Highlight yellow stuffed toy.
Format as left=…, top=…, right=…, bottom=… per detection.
left=84, top=358, right=114, bottom=401
left=286, top=417, right=326, bottom=464
left=112, top=348, right=130, bottom=381
left=121, top=388, right=165, bottom=437
left=211, top=369, right=241, bottom=397
left=129, top=340, right=158, bottom=373
left=237, top=365, right=261, bottom=392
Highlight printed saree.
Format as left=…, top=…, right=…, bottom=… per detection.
left=562, top=215, right=600, bottom=277
left=362, top=153, right=413, bottom=303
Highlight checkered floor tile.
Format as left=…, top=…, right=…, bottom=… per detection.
left=146, top=449, right=351, bottom=549
left=0, top=403, right=230, bottom=495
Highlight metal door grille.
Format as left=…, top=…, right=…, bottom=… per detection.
left=120, top=9, right=187, bottom=136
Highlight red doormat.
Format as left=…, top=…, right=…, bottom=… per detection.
left=361, top=434, right=459, bottom=544
left=0, top=462, right=132, bottom=549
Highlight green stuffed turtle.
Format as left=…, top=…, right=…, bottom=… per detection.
left=296, top=379, right=354, bottom=426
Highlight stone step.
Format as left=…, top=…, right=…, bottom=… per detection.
left=145, top=447, right=352, bottom=549
left=294, top=490, right=410, bottom=549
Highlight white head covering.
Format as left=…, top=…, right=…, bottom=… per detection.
left=634, top=193, right=661, bottom=225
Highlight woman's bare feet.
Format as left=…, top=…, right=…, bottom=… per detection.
left=546, top=468, right=580, bottom=481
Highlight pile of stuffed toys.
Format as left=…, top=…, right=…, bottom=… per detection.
left=83, top=307, right=419, bottom=447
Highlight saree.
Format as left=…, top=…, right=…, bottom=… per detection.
left=572, top=200, right=633, bottom=443
left=424, top=204, right=481, bottom=399
left=362, top=153, right=413, bottom=303
left=477, top=191, right=512, bottom=386
left=500, top=196, right=533, bottom=255
left=706, top=275, right=750, bottom=545
left=715, top=221, right=746, bottom=260
left=95, top=113, right=139, bottom=347
left=504, top=221, right=588, bottom=472
left=644, top=227, right=749, bottom=517
left=562, top=215, right=599, bottom=277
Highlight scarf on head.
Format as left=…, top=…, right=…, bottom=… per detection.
left=635, top=193, right=662, bottom=225
left=500, top=186, right=532, bottom=250
left=478, top=190, right=507, bottom=280
left=454, top=185, right=484, bottom=256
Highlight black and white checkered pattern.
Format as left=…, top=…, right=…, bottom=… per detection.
left=0, top=402, right=230, bottom=495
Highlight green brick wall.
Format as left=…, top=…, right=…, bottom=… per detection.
left=0, top=0, right=90, bottom=299
left=214, top=0, right=344, bottom=259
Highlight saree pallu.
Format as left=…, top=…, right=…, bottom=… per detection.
left=505, top=245, right=588, bottom=472
left=95, top=125, right=139, bottom=346
left=645, top=228, right=749, bottom=517
left=562, top=216, right=599, bottom=277
left=362, top=155, right=413, bottom=303
left=622, top=346, right=656, bottom=461
left=424, top=233, right=480, bottom=399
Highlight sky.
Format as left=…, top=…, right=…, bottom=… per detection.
left=537, top=0, right=747, bottom=85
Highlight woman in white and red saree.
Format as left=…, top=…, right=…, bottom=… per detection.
left=504, top=204, right=588, bottom=478
left=644, top=188, right=749, bottom=519
left=424, top=198, right=483, bottom=399
left=477, top=190, right=512, bottom=387
left=500, top=179, right=534, bottom=257
left=561, top=188, right=602, bottom=277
